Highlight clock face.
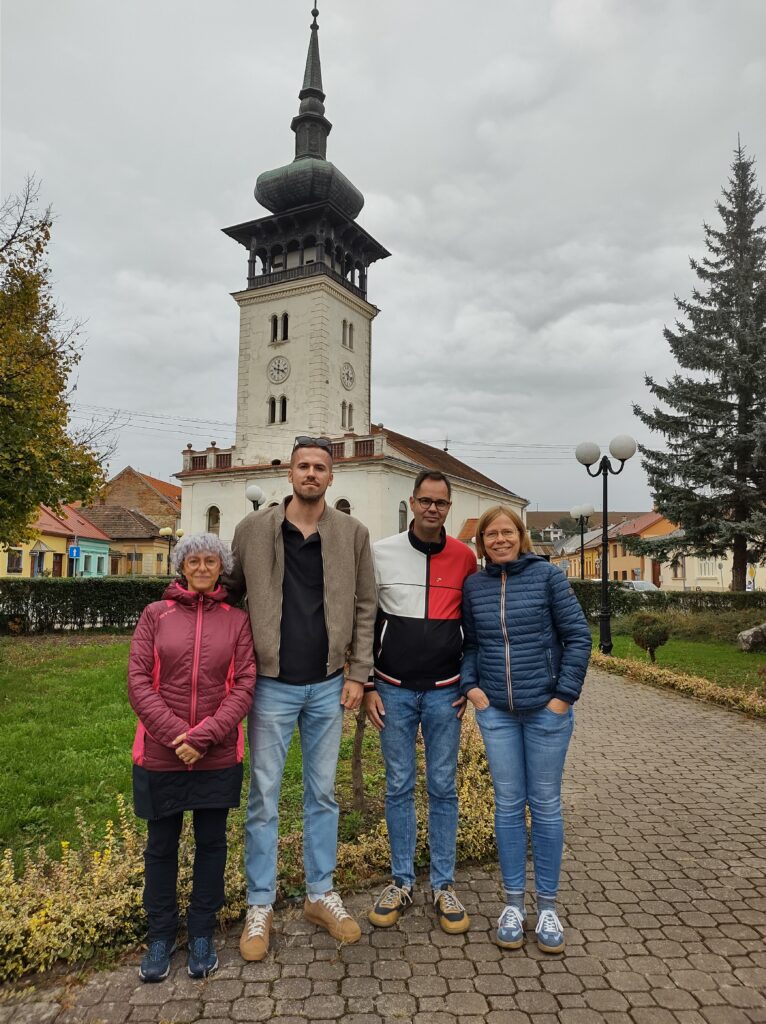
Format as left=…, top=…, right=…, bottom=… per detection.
left=267, top=356, right=290, bottom=384
left=341, top=362, right=356, bottom=390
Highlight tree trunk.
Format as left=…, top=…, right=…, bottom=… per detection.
left=648, top=648, right=656, bottom=663
left=731, top=534, right=748, bottom=591
left=351, top=709, right=367, bottom=812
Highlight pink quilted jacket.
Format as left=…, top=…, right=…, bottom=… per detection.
left=128, top=581, right=256, bottom=772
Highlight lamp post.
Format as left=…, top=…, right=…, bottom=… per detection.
left=245, top=484, right=265, bottom=511
left=159, top=527, right=184, bottom=576
left=569, top=504, right=595, bottom=580
left=575, top=435, right=637, bottom=654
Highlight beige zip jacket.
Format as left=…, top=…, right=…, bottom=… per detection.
left=224, top=498, right=376, bottom=683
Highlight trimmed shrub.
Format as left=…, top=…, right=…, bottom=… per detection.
left=0, top=577, right=169, bottom=634
left=569, top=579, right=766, bottom=623
left=631, top=613, right=670, bottom=662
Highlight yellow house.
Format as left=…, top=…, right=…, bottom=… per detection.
left=2, top=505, right=111, bottom=578
left=553, top=513, right=677, bottom=586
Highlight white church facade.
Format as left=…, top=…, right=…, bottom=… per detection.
left=178, top=7, right=525, bottom=544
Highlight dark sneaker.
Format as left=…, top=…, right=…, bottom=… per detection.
left=535, top=908, right=565, bottom=954
left=433, top=886, right=470, bottom=934
left=496, top=904, right=526, bottom=949
left=368, top=882, right=413, bottom=928
left=138, top=938, right=176, bottom=982
left=187, top=935, right=219, bottom=978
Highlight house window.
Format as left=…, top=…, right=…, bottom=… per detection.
left=279, top=396, right=288, bottom=423
left=621, top=570, right=628, bottom=580
left=341, top=401, right=347, bottom=429
left=207, top=506, right=221, bottom=536
left=698, top=558, right=716, bottom=577
left=6, top=549, right=22, bottom=574
left=156, top=553, right=164, bottom=567
left=271, top=315, right=279, bottom=343
left=281, top=313, right=289, bottom=341
left=335, top=499, right=351, bottom=515
left=127, top=553, right=144, bottom=574
left=672, top=558, right=685, bottom=579
left=399, top=501, right=408, bottom=533
left=612, top=544, right=618, bottom=558
left=613, top=570, right=618, bottom=580
left=83, top=554, right=93, bottom=573
left=97, top=556, right=105, bottom=574
left=268, top=397, right=277, bottom=424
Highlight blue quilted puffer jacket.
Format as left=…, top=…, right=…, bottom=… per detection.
left=460, top=553, right=591, bottom=711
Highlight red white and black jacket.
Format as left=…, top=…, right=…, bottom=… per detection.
left=368, top=526, right=477, bottom=692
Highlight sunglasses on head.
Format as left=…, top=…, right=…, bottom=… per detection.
left=293, top=435, right=332, bottom=453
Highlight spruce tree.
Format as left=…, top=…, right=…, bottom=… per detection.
left=634, top=143, right=766, bottom=591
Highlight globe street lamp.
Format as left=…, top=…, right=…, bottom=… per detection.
left=245, top=484, right=266, bottom=511
left=575, top=435, right=637, bottom=654
left=159, top=527, right=184, bottom=576
left=569, top=503, right=595, bottom=580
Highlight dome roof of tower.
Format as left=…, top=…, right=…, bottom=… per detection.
left=255, top=158, right=364, bottom=219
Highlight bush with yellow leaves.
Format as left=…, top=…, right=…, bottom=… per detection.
left=0, top=712, right=497, bottom=982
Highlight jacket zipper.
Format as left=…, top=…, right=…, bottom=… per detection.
left=190, top=594, right=204, bottom=747
left=500, top=570, right=513, bottom=710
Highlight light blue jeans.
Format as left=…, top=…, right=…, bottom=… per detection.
left=375, top=682, right=462, bottom=891
left=244, top=673, right=344, bottom=905
left=475, top=702, right=574, bottom=900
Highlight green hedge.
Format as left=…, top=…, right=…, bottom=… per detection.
left=0, top=577, right=171, bottom=633
left=569, top=578, right=766, bottom=621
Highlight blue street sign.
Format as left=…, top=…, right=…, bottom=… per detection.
left=68, top=545, right=81, bottom=559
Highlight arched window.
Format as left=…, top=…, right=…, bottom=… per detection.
left=280, top=396, right=288, bottom=423
left=348, top=403, right=354, bottom=430
left=281, top=312, right=289, bottom=341
left=335, top=499, right=351, bottom=515
left=270, top=315, right=278, bottom=343
left=207, top=506, right=221, bottom=536
left=348, top=323, right=354, bottom=350
left=342, top=319, right=347, bottom=347
left=399, top=501, right=408, bottom=533
left=341, top=400, right=347, bottom=428
left=268, top=397, right=276, bottom=424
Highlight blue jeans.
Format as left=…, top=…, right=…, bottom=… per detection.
left=244, top=673, right=344, bottom=905
left=475, top=702, right=574, bottom=900
left=375, top=682, right=462, bottom=891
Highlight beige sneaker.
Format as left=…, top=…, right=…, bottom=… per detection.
left=304, top=891, right=362, bottom=943
left=239, top=905, right=273, bottom=961
left=433, top=886, right=471, bottom=934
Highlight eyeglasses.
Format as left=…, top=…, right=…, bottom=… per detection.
left=482, top=529, right=519, bottom=541
left=414, top=497, right=451, bottom=512
left=293, top=435, right=332, bottom=453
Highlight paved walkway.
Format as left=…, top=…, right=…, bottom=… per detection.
left=3, top=668, right=766, bottom=1024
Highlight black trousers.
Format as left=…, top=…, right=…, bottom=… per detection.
left=143, top=808, right=229, bottom=941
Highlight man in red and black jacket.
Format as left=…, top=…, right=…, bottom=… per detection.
left=363, top=471, right=477, bottom=935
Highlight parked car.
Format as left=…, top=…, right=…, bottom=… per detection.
left=619, top=580, right=659, bottom=592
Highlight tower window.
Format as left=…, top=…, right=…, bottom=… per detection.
left=342, top=319, right=347, bottom=347
left=348, top=323, right=354, bottom=350
left=341, top=400, right=347, bottom=429
left=268, top=397, right=276, bottom=424
left=282, top=313, right=289, bottom=341
left=348, top=403, right=354, bottom=430
left=335, top=498, right=351, bottom=515
left=207, top=506, right=221, bottom=536
left=280, top=396, right=288, bottom=423
left=399, top=501, right=408, bottom=533
left=271, top=315, right=278, bottom=343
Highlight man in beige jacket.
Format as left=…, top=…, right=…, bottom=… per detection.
left=225, top=437, right=376, bottom=961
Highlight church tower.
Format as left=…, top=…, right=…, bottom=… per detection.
left=224, top=6, right=390, bottom=465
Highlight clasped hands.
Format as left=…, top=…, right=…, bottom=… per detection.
left=171, top=732, right=203, bottom=765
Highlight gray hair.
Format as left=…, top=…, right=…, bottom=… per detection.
left=171, top=532, right=234, bottom=576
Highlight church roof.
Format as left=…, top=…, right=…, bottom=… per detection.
left=376, top=426, right=525, bottom=501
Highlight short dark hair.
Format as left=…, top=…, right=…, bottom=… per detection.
left=291, top=436, right=333, bottom=465
left=413, top=470, right=451, bottom=499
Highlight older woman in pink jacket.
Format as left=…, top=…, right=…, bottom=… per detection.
left=128, top=533, right=255, bottom=983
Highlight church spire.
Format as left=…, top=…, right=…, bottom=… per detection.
left=291, top=5, right=332, bottom=161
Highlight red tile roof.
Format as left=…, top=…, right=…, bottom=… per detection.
left=34, top=505, right=111, bottom=542
left=458, top=518, right=478, bottom=543
left=79, top=505, right=163, bottom=540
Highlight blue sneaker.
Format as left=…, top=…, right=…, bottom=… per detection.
left=496, top=905, right=526, bottom=949
left=535, top=908, right=565, bottom=954
left=187, top=935, right=219, bottom=979
left=138, top=938, right=176, bottom=982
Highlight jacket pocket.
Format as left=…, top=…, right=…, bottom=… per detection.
left=545, top=649, right=557, bottom=685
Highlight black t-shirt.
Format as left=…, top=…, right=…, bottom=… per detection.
left=278, top=519, right=330, bottom=684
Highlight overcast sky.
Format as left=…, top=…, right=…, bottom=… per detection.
left=4, top=0, right=766, bottom=511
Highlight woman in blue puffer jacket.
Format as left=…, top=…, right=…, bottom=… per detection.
left=461, top=505, right=591, bottom=955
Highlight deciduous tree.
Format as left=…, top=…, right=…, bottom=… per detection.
left=0, top=178, right=104, bottom=547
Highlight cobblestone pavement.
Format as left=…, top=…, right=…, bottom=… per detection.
left=3, top=667, right=766, bottom=1023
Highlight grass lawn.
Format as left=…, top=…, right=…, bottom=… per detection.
left=0, top=636, right=385, bottom=862
left=600, top=631, right=766, bottom=692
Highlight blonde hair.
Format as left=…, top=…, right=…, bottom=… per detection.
left=474, top=506, right=534, bottom=561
